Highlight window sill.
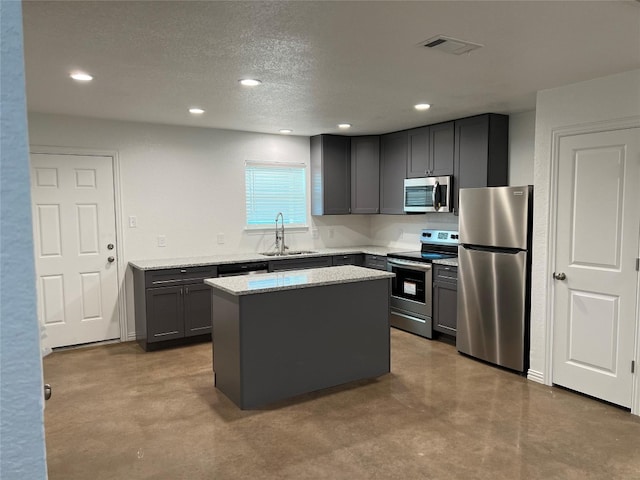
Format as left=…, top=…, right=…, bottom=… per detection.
left=244, top=225, right=309, bottom=234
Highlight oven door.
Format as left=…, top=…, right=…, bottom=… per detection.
left=387, top=258, right=433, bottom=338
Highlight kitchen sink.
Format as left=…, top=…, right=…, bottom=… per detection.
left=260, top=250, right=317, bottom=257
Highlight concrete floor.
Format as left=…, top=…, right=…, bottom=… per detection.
left=44, top=329, right=640, bottom=479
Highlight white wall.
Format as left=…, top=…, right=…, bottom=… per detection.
left=0, top=2, right=48, bottom=478
left=370, top=213, right=459, bottom=248
left=530, top=69, right=640, bottom=385
left=27, top=113, right=372, bottom=338
left=509, top=110, right=535, bottom=186
left=28, top=113, right=372, bottom=258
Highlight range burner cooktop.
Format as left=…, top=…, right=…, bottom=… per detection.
left=388, top=251, right=457, bottom=262
left=387, top=229, right=459, bottom=264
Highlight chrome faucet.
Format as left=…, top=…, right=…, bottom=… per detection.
left=275, top=212, right=287, bottom=255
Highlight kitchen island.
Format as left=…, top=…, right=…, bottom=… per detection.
left=205, top=265, right=394, bottom=409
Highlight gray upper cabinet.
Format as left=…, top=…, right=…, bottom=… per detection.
left=350, top=136, right=380, bottom=214
left=453, top=114, right=509, bottom=213
left=380, top=130, right=408, bottom=214
left=407, top=126, right=429, bottom=178
left=407, top=122, right=454, bottom=178
left=311, top=134, right=351, bottom=215
left=430, top=121, right=455, bottom=177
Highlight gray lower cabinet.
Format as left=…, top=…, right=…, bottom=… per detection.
left=184, top=282, right=217, bottom=336
left=332, top=253, right=364, bottom=266
left=351, top=136, right=380, bottom=214
left=211, top=277, right=390, bottom=409
left=133, top=265, right=217, bottom=350
left=364, top=254, right=387, bottom=271
left=269, top=256, right=332, bottom=272
left=380, top=131, right=408, bottom=214
left=310, top=134, right=351, bottom=215
left=433, top=264, right=458, bottom=336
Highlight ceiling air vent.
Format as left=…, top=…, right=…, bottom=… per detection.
left=421, top=35, right=483, bottom=55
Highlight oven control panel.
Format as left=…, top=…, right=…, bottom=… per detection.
left=420, top=229, right=459, bottom=245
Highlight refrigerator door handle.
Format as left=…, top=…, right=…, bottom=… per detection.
left=461, top=244, right=523, bottom=255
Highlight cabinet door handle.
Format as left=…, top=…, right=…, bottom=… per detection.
left=185, top=287, right=189, bottom=295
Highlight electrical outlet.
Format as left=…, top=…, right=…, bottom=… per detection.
left=217, top=233, right=225, bottom=245
left=329, top=228, right=335, bottom=239
left=128, top=216, right=137, bottom=228
left=311, top=228, right=319, bottom=240
left=157, top=235, right=166, bottom=247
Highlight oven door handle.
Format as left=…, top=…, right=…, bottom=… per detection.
left=387, top=259, right=433, bottom=272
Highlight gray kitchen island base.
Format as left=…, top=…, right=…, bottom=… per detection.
left=210, top=276, right=390, bottom=410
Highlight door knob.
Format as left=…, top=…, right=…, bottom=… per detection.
left=107, top=256, right=115, bottom=263
left=44, top=384, right=52, bottom=401
left=553, top=272, right=566, bottom=281
left=107, top=243, right=114, bottom=250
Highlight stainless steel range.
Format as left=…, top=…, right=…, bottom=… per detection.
left=387, top=229, right=458, bottom=339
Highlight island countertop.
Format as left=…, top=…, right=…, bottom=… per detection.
left=205, top=265, right=394, bottom=296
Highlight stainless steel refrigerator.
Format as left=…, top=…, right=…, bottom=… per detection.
left=456, top=185, right=533, bottom=373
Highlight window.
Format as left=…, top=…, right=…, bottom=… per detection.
left=245, top=161, right=307, bottom=228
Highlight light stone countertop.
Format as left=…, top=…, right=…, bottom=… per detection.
left=204, top=265, right=395, bottom=296
left=128, top=245, right=408, bottom=271
left=432, top=257, right=458, bottom=267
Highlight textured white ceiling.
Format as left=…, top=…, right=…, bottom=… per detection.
left=22, top=1, right=640, bottom=136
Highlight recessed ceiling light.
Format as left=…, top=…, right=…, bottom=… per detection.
left=414, top=103, right=431, bottom=111
left=279, top=129, right=293, bottom=134
left=338, top=123, right=352, bottom=129
left=189, top=108, right=205, bottom=114
left=239, top=79, right=262, bottom=87
left=70, top=72, right=93, bottom=82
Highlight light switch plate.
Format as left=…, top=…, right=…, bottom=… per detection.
left=157, top=235, right=166, bottom=247
left=128, top=216, right=137, bottom=228
left=217, top=233, right=225, bottom=244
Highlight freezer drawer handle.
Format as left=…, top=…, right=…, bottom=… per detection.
left=552, top=272, right=566, bottom=281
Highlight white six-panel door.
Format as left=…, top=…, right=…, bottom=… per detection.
left=31, top=153, right=120, bottom=348
left=552, top=128, right=640, bottom=408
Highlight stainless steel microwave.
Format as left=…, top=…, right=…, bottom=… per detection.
left=403, top=176, right=452, bottom=213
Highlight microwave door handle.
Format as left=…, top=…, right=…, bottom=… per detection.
left=433, top=181, right=440, bottom=211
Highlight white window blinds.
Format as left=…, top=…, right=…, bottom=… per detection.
left=245, top=161, right=307, bottom=227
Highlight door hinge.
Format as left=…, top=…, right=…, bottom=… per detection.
left=632, top=360, right=636, bottom=374
left=636, top=258, right=639, bottom=271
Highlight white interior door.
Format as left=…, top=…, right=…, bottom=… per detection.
left=552, top=128, right=640, bottom=408
left=31, top=153, right=120, bottom=348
